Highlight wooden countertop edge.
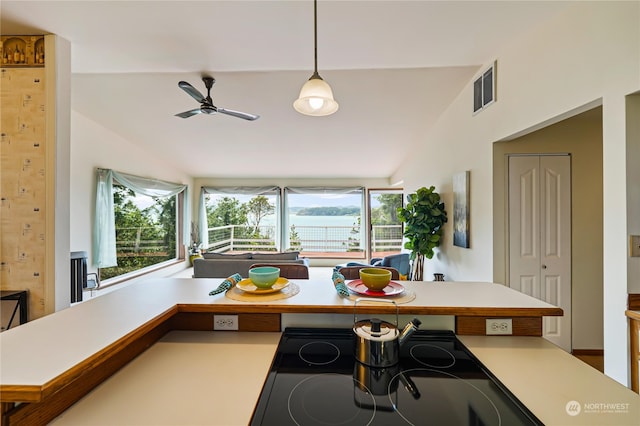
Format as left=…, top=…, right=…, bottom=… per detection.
left=177, top=303, right=563, bottom=317
left=626, top=309, right=640, bottom=321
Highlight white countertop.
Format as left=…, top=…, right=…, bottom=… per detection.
left=50, top=331, right=282, bottom=426
left=0, top=278, right=560, bottom=388
left=460, top=336, right=640, bottom=425
left=49, top=330, right=640, bottom=426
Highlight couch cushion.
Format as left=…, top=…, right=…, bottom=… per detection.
left=252, top=251, right=299, bottom=260
left=202, top=252, right=253, bottom=259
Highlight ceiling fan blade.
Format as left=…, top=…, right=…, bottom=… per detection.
left=175, top=108, right=202, bottom=119
left=216, top=107, right=260, bottom=121
left=178, top=81, right=206, bottom=103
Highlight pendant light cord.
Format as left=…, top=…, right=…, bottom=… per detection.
left=312, top=0, right=320, bottom=78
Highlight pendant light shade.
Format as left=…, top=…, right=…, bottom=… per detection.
left=294, top=0, right=338, bottom=116
left=294, top=73, right=339, bottom=116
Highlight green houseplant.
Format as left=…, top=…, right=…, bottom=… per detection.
left=397, top=186, right=448, bottom=281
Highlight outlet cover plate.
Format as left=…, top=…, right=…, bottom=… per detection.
left=213, top=314, right=238, bottom=331
left=485, top=318, right=513, bottom=335
left=630, top=235, right=640, bottom=257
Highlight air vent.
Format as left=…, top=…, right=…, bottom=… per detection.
left=473, top=61, right=496, bottom=114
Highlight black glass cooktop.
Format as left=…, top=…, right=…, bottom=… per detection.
left=250, top=328, right=543, bottom=426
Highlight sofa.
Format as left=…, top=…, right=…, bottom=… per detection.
left=192, top=251, right=309, bottom=278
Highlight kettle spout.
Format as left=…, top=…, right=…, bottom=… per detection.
left=398, top=318, right=421, bottom=348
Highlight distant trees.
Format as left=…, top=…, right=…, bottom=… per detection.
left=207, top=196, right=247, bottom=227
left=247, top=195, right=275, bottom=234
left=102, top=184, right=176, bottom=280
left=206, top=195, right=276, bottom=247
left=371, top=193, right=402, bottom=225
left=297, top=206, right=359, bottom=216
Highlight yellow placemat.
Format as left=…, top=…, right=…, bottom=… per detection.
left=346, top=289, right=416, bottom=304
left=225, top=282, right=300, bottom=302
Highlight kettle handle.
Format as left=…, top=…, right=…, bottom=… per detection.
left=353, top=298, right=399, bottom=327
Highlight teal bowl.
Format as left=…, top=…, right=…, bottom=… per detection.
left=249, top=266, right=281, bottom=289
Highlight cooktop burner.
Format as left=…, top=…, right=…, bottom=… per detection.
left=251, top=328, right=542, bottom=426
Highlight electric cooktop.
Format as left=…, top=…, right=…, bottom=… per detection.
left=250, top=328, right=543, bottom=426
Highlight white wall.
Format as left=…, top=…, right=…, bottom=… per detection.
left=49, top=35, right=72, bottom=312
left=70, top=111, right=193, bottom=282
left=394, top=1, right=639, bottom=385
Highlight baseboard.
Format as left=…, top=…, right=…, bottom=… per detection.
left=572, top=349, right=604, bottom=356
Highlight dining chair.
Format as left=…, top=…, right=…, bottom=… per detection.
left=249, top=263, right=310, bottom=279
left=338, top=266, right=400, bottom=280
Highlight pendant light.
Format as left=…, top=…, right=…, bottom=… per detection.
left=293, top=0, right=339, bottom=116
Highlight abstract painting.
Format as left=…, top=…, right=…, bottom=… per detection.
left=453, top=171, right=470, bottom=248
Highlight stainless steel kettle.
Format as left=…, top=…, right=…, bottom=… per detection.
left=352, top=298, right=421, bottom=367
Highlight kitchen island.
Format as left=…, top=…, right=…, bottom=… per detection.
left=0, top=277, right=635, bottom=425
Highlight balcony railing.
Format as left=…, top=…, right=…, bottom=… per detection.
left=115, top=225, right=172, bottom=256
left=110, top=223, right=403, bottom=259
left=205, top=224, right=402, bottom=255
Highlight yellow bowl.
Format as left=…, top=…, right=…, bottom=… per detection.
left=249, top=266, right=281, bottom=289
left=359, top=268, right=392, bottom=291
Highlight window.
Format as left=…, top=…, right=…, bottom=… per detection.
left=284, top=187, right=365, bottom=259
left=100, top=184, right=178, bottom=280
left=200, top=187, right=280, bottom=253
left=94, top=169, right=188, bottom=282
left=368, top=189, right=403, bottom=258
left=473, top=61, right=496, bottom=113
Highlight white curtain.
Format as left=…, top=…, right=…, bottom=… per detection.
left=198, top=186, right=280, bottom=251
left=93, top=168, right=189, bottom=268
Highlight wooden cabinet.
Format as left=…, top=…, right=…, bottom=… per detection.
left=627, top=311, right=639, bottom=392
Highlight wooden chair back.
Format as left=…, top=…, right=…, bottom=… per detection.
left=249, top=263, right=310, bottom=279
left=338, top=266, right=400, bottom=280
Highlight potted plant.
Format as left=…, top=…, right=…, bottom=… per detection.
left=397, top=186, right=448, bottom=281
left=189, top=221, right=203, bottom=265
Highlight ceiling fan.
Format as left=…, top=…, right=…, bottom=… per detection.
left=175, top=76, right=259, bottom=121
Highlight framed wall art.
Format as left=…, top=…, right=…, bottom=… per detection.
left=453, top=171, right=470, bottom=248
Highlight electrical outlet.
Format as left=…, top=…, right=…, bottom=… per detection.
left=485, top=318, right=513, bottom=335
left=213, top=314, right=238, bottom=331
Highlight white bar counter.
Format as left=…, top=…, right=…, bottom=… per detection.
left=0, top=278, right=561, bottom=392
left=1, top=277, right=568, bottom=424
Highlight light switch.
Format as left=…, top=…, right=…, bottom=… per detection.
left=630, top=235, right=640, bottom=257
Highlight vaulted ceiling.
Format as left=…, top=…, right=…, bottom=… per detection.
left=1, top=1, right=570, bottom=179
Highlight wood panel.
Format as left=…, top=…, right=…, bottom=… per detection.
left=0, top=66, right=47, bottom=321
left=571, top=349, right=604, bottom=356
left=169, top=312, right=280, bottom=332
left=456, top=316, right=542, bottom=336
left=628, top=293, right=640, bottom=310
left=627, top=309, right=640, bottom=393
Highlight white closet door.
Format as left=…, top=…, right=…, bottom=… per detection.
left=509, top=155, right=572, bottom=351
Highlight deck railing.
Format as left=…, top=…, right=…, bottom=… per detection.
left=205, top=224, right=402, bottom=254
left=112, top=223, right=403, bottom=258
